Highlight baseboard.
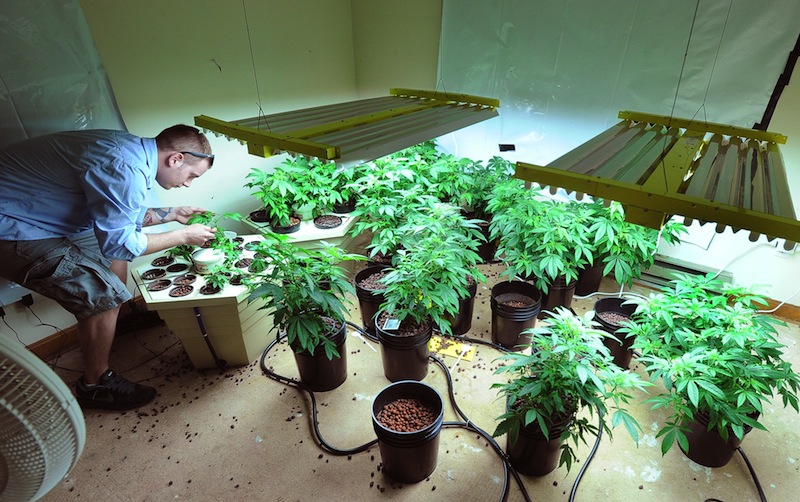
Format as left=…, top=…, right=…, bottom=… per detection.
left=24, top=286, right=800, bottom=363
left=27, top=296, right=151, bottom=362
left=27, top=321, right=80, bottom=362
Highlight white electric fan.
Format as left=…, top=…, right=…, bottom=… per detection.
left=0, top=335, right=85, bottom=501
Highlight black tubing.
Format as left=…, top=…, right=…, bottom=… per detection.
left=193, top=307, right=226, bottom=368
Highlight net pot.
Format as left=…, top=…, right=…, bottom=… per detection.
left=372, top=380, right=444, bottom=483
left=290, top=318, right=348, bottom=392
left=593, top=297, right=637, bottom=369
left=575, top=263, right=605, bottom=296
left=680, top=411, right=756, bottom=467
left=490, top=281, right=542, bottom=350
left=443, top=279, right=478, bottom=336
left=375, top=314, right=432, bottom=382
left=354, top=266, right=388, bottom=335
left=507, top=408, right=574, bottom=476
left=540, top=275, right=577, bottom=319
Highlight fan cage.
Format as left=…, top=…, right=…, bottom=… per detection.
left=0, top=336, right=85, bottom=502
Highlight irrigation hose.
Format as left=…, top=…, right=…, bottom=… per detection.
left=258, top=320, right=769, bottom=502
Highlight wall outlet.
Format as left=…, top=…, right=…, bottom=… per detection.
left=774, top=239, right=797, bottom=255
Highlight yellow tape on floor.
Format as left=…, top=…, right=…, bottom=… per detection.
left=428, top=335, right=476, bottom=361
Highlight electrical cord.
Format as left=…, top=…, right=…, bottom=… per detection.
left=259, top=321, right=527, bottom=501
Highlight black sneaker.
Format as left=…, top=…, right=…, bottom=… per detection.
left=75, top=369, right=157, bottom=410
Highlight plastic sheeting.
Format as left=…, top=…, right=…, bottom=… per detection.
left=437, top=0, right=800, bottom=165
left=0, top=0, right=125, bottom=148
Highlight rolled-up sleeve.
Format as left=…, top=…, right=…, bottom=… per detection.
left=82, top=160, right=149, bottom=261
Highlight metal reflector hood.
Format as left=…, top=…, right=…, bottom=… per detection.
left=195, top=88, right=499, bottom=167
left=513, top=110, right=799, bottom=246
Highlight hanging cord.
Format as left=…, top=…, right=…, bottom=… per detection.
left=687, top=0, right=733, bottom=126
left=656, top=0, right=702, bottom=191
left=241, top=0, right=270, bottom=130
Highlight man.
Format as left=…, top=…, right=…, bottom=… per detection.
left=0, top=124, right=217, bottom=410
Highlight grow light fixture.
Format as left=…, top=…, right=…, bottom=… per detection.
left=195, top=88, right=499, bottom=166
left=513, top=110, right=800, bottom=247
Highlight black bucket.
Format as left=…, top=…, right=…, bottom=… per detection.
left=376, top=315, right=432, bottom=382
left=680, top=411, right=755, bottom=467
left=540, top=275, right=577, bottom=318
left=575, top=263, right=605, bottom=296
left=593, top=297, right=637, bottom=369
left=477, top=220, right=498, bottom=263
left=508, top=411, right=573, bottom=476
left=490, top=281, right=542, bottom=350
left=290, top=319, right=348, bottom=392
left=372, top=380, right=444, bottom=483
left=354, top=266, right=388, bottom=335
left=443, top=280, right=478, bottom=336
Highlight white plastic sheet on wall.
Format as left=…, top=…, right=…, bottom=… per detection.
left=436, top=0, right=800, bottom=166
left=0, top=0, right=125, bottom=148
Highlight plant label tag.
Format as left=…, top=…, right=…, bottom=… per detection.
left=383, top=318, right=400, bottom=331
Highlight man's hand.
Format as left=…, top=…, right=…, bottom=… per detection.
left=143, top=206, right=207, bottom=226
left=182, top=223, right=217, bottom=246
left=143, top=223, right=216, bottom=255
left=172, top=206, right=207, bottom=224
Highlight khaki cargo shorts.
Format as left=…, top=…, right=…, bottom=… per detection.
left=0, top=230, right=131, bottom=319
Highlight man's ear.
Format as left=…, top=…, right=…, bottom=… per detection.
left=166, top=152, right=184, bottom=167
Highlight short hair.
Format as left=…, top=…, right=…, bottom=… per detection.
left=155, top=125, right=212, bottom=161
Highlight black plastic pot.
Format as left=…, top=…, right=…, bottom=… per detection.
left=490, top=281, right=542, bottom=350
left=354, top=266, right=388, bottom=335
left=271, top=216, right=302, bottom=234
left=333, top=198, right=356, bottom=214
left=575, top=263, right=605, bottom=296
left=443, top=279, right=478, bottom=336
left=540, top=275, right=577, bottom=318
left=507, top=410, right=573, bottom=476
left=593, top=297, right=637, bottom=369
left=680, top=411, right=756, bottom=467
left=476, top=220, right=498, bottom=263
left=376, top=314, right=432, bottom=382
left=249, top=209, right=269, bottom=223
left=372, top=380, right=444, bottom=483
left=290, top=318, right=347, bottom=392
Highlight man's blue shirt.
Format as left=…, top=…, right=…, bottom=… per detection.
left=0, top=130, right=157, bottom=261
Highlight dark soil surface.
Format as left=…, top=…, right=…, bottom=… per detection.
left=172, top=274, right=197, bottom=286
left=496, top=293, right=534, bottom=308
left=141, top=268, right=166, bottom=281
left=166, top=263, right=189, bottom=273
left=146, top=279, right=171, bottom=292
left=377, top=311, right=431, bottom=337
left=235, top=258, right=253, bottom=268
left=151, top=256, right=174, bottom=267
left=313, top=214, right=342, bottom=229
left=229, top=275, right=244, bottom=286
left=272, top=216, right=301, bottom=231
left=358, top=270, right=388, bottom=291
left=368, top=251, right=392, bottom=265
left=376, top=398, right=436, bottom=432
left=169, top=285, right=193, bottom=297
left=598, top=311, right=629, bottom=326
left=199, top=284, right=222, bottom=295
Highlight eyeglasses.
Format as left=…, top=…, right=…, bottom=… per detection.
left=181, top=151, right=215, bottom=167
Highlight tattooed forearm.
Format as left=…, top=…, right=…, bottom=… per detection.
left=142, top=207, right=173, bottom=226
